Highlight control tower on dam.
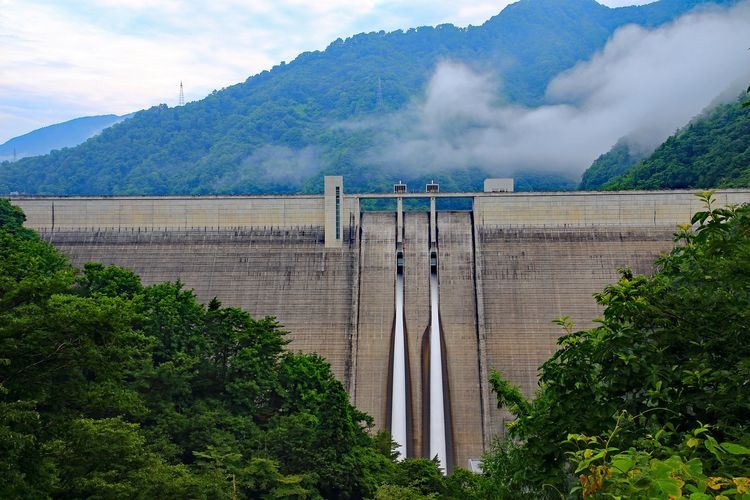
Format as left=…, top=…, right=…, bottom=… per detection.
left=10, top=178, right=750, bottom=472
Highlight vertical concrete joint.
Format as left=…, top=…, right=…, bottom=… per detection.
left=471, top=210, right=492, bottom=451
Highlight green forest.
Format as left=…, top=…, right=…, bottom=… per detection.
left=581, top=94, right=750, bottom=191
left=2, top=192, right=749, bottom=498
left=578, top=139, right=651, bottom=191
left=0, top=0, right=733, bottom=196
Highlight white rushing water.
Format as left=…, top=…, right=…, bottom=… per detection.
left=391, top=267, right=408, bottom=459
left=429, top=268, right=447, bottom=471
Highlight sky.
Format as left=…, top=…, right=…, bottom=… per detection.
left=0, top=0, right=658, bottom=143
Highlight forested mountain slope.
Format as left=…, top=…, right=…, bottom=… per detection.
left=578, top=139, right=652, bottom=190
left=0, top=0, right=735, bottom=195
left=602, top=96, right=750, bottom=190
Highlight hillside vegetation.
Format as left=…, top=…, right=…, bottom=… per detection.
left=602, top=96, right=750, bottom=190
left=578, top=139, right=652, bottom=190
left=0, top=0, right=733, bottom=195
left=578, top=96, right=750, bottom=191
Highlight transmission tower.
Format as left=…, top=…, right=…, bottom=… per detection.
left=179, top=81, right=185, bottom=106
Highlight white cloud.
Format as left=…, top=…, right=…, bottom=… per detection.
left=603, top=0, right=657, bottom=6
left=1, top=0, right=535, bottom=143
left=362, top=1, right=750, bottom=179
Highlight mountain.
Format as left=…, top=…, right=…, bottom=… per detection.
left=0, top=0, right=738, bottom=195
left=0, top=114, right=132, bottom=163
left=579, top=139, right=653, bottom=190
left=601, top=95, right=750, bottom=190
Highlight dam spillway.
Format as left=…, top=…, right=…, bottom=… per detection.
left=10, top=181, right=750, bottom=471
left=390, top=246, right=408, bottom=458
left=428, top=252, right=448, bottom=469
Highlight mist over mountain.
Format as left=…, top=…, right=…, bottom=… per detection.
left=592, top=94, right=750, bottom=190
left=0, top=0, right=743, bottom=195
left=578, top=138, right=652, bottom=190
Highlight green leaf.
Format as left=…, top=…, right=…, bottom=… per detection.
left=652, top=477, right=684, bottom=497
left=682, top=458, right=705, bottom=481
left=705, top=436, right=722, bottom=460
left=720, top=442, right=750, bottom=455
left=610, top=454, right=634, bottom=474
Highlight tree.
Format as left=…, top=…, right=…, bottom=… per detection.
left=485, top=193, right=750, bottom=495
left=1, top=199, right=453, bottom=498
left=75, top=261, right=143, bottom=299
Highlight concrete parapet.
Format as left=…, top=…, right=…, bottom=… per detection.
left=474, top=190, right=750, bottom=227
left=14, top=196, right=327, bottom=231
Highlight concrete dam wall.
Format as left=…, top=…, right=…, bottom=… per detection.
left=11, top=185, right=750, bottom=472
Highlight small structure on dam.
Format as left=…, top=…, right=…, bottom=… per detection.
left=10, top=180, right=750, bottom=472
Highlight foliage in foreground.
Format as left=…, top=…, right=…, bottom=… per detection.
left=484, top=192, right=750, bottom=498
left=0, top=197, right=495, bottom=498
left=0, top=199, right=352, bottom=497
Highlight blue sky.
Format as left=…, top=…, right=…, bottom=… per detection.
left=0, top=0, right=657, bottom=143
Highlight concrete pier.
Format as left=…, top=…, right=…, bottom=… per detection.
left=404, top=213, right=431, bottom=458
left=353, top=212, right=396, bottom=433
left=436, top=212, right=483, bottom=468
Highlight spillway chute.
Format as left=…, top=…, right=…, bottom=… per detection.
left=428, top=247, right=447, bottom=472
left=390, top=198, right=408, bottom=461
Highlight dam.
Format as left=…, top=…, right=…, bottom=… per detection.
left=11, top=178, right=750, bottom=472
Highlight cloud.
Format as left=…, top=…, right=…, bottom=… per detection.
left=362, top=1, right=750, bottom=180
left=0, top=2, right=261, bottom=138
left=603, top=0, right=657, bottom=6
left=212, top=145, right=321, bottom=191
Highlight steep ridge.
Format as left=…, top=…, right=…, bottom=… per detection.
left=0, top=0, right=735, bottom=195
left=604, top=96, right=750, bottom=189
left=579, top=139, right=652, bottom=190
